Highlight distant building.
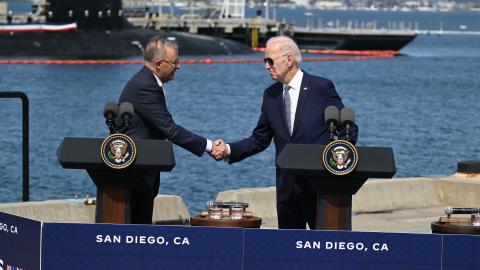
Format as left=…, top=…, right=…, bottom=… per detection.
left=290, top=0, right=312, bottom=7
left=0, top=0, right=7, bottom=17
left=314, top=1, right=345, bottom=9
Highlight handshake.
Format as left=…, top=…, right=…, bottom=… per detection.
left=210, top=139, right=229, bottom=161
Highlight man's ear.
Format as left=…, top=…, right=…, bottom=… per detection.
left=287, top=54, right=293, bottom=67
left=154, top=60, right=161, bottom=72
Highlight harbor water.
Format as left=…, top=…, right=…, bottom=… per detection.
left=0, top=10, right=479, bottom=213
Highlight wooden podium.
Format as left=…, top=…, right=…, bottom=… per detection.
left=276, top=144, right=396, bottom=230
left=432, top=217, right=480, bottom=234
left=57, top=137, right=175, bottom=224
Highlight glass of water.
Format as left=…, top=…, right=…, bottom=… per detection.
left=229, top=201, right=244, bottom=220
left=473, top=213, right=480, bottom=226
left=207, top=201, right=223, bottom=219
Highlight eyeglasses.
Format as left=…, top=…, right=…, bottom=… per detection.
left=157, top=58, right=179, bottom=67
left=263, top=54, right=288, bottom=66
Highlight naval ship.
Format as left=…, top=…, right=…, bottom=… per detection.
left=0, top=0, right=251, bottom=57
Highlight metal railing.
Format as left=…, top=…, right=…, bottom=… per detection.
left=0, top=91, right=29, bottom=202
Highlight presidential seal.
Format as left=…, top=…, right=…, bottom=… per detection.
left=100, top=133, right=136, bottom=169
left=322, top=140, right=358, bottom=176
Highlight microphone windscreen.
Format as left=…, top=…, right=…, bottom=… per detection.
left=324, top=106, right=339, bottom=123
left=340, top=107, right=355, bottom=124
left=444, top=207, right=453, bottom=215
left=119, top=102, right=134, bottom=118
left=103, top=102, right=118, bottom=118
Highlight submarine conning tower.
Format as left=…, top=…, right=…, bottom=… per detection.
left=45, top=0, right=125, bottom=30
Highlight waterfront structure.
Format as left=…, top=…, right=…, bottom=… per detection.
left=1, top=173, right=480, bottom=231
left=129, top=0, right=417, bottom=50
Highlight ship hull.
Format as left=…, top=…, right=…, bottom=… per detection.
left=168, top=26, right=416, bottom=51
left=292, top=31, right=416, bottom=51
left=0, top=28, right=252, bottom=57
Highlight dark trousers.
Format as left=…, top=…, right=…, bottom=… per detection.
left=277, top=190, right=317, bottom=229
left=130, top=174, right=160, bottom=224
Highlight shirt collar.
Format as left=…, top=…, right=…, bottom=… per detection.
left=284, top=69, right=303, bottom=91
left=152, top=72, right=164, bottom=89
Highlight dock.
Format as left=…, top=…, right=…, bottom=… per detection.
left=414, top=30, right=480, bottom=36
left=1, top=173, right=479, bottom=233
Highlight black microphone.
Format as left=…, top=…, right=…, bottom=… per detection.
left=118, top=102, right=134, bottom=130
left=340, top=107, right=355, bottom=142
left=445, top=207, right=480, bottom=216
left=103, top=102, right=118, bottom=134
left=324, top=106, right=339, bottom=141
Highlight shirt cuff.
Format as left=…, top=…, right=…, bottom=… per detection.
left=226, top=144, right=231, bottom=156
left=205, top=139, right=212, bottom=153
left=223, top=144, right=231, bottom=162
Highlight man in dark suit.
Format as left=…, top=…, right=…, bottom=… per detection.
left=213, top=36, right=358, bottom=229
left=118, top=36, right=221, bottom=224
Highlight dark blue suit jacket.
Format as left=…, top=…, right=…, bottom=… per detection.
left=118, top=66, right=207, bottom=185
left=229, top=71, right=358, bottom=201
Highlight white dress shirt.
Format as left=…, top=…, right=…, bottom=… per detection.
left=152, top=73, right=166, bottom=94
left=152, top=72, right=212, bottom=152
left=283, top=69, right=304, bottom=135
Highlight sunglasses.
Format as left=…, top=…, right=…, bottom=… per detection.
left=263, top=54, right=288, bottom=66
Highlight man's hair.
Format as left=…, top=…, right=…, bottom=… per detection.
left=144, top=36, right=178, bottom=64
left=266, top=36, right=302, bottom=63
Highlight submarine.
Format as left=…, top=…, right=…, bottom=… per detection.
left=0, top=0, right=252, bottom=57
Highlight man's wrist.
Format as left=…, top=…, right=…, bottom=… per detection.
left=205, top=139, right=213, bottom=152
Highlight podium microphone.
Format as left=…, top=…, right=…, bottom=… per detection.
left=118, top=102, right=134, bottom=130
left=103, top=102, right=119, bottom=134
left=340, top=107, right=355, bottom=142
left=324, top=106, right=339, bottom=141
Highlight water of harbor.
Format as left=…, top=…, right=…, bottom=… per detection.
left=1, top=9, right=480, bottom=213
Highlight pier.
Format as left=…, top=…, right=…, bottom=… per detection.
left=2, top=173, right=479, bottom=233
left=415, top=30, right=480, bottom=36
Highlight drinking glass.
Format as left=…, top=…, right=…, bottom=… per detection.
left=207, top=201, right=223, bottom=219
left=229, top=201, right=244, bottom=220
left=473, top=213, right=480, bottom=226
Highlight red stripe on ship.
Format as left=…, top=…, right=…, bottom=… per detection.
left=0, top=23, right=77, bottom=33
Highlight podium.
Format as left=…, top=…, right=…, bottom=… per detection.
left=57, top=137, right=175, bottom=224
left=276, top=144, right=395, bottom=230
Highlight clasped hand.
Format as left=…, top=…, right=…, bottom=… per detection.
left=211, top=139, right=227, bottom=161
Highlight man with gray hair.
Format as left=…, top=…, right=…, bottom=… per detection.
left=212, top=36, right=358, bottom=229
left=118, top=36, right=222, bottom=224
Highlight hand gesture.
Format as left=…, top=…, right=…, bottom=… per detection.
left=211, top=139, right=226, bottom=161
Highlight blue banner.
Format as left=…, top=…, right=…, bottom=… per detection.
left=39, top=221, right=480, bottom=269
left=442, top=234, right=480, bottom=270
left=244, top=229, right=442, bottom=270
left=42, top=223, right=244, bottom=270
left=0, top=211, right=41, bottom=270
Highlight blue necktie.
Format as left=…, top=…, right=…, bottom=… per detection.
left=283, top=85, right=291, bottom=135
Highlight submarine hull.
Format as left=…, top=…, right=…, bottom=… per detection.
left=0, top=28, right=252, bottom=57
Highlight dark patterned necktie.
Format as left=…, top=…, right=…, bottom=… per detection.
left=283, top=85, right=291, bottom=135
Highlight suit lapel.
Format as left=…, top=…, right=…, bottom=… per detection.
left=292, top=72, right=311, bottom=137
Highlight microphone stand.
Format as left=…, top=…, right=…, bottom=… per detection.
left=344, top=122, right=351, bottom=142
left=105, top=114, right=116, bottom=135
left=328, top=120, right=337, bottom=142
